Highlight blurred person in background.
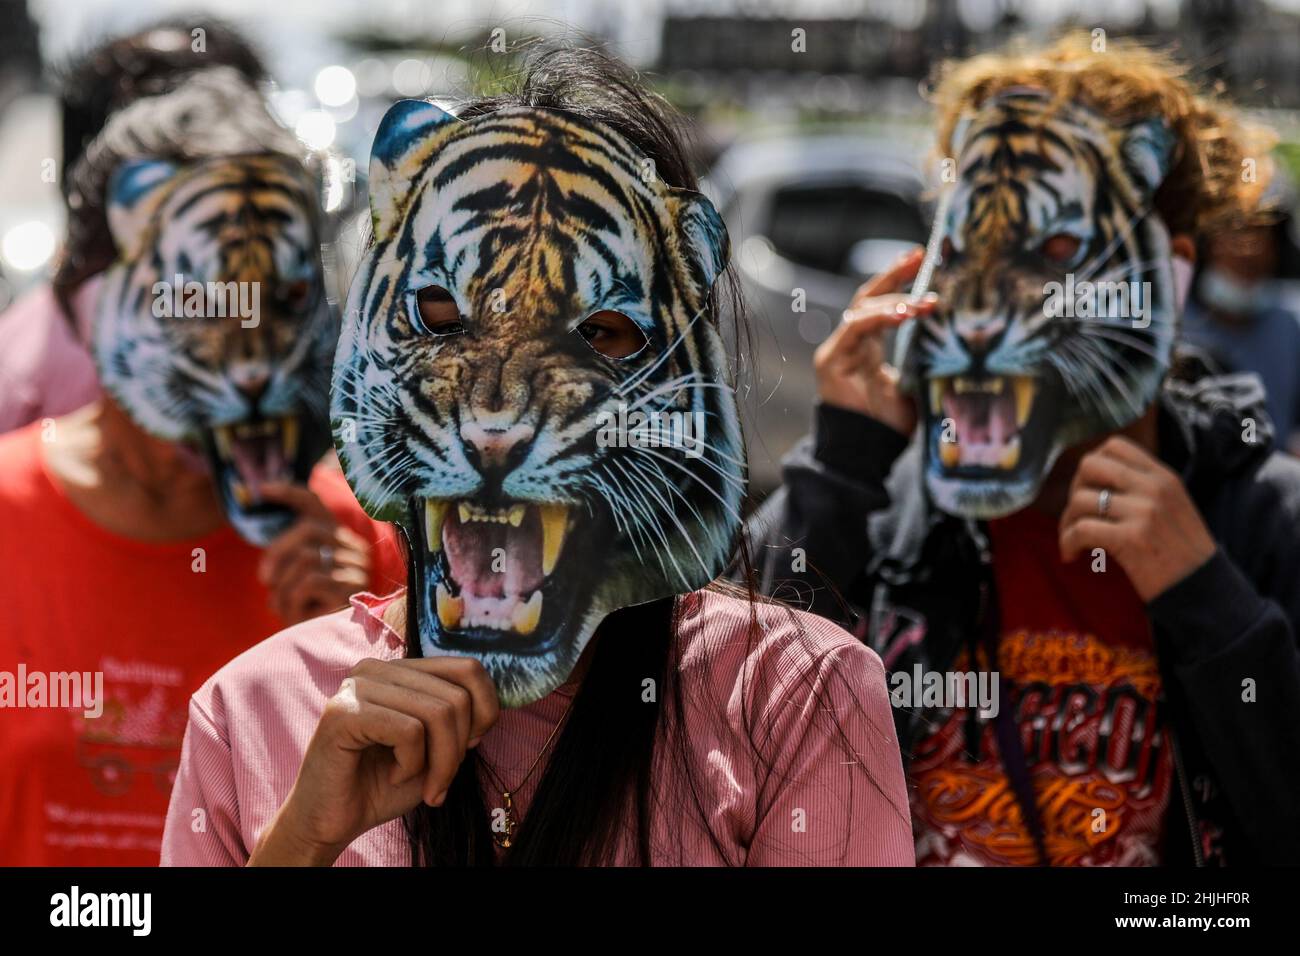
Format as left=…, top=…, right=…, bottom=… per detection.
left=0, top=17, right=268, bottom=434
left=0, top=65, right=403, bottom=867
left=749, top=35, right=1300, bottom=866
left=1181, top=178, right=1300, bottom=453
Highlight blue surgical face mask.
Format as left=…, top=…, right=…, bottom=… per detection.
left=1198, top=266, right=1271, bottom=317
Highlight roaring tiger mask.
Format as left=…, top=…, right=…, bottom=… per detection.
left=899, top=89, right=1186, bottom=519
left=332, top=101, right=745, bottom=707
left=94, top=153, right=336, bottom=545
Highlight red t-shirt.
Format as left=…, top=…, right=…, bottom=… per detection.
left=0, top=424, right=405, bottom=865
left=910, top=507, right=1174, bottom=866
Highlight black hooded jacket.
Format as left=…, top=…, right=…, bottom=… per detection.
left=747, top=369, right=1300, bottom=865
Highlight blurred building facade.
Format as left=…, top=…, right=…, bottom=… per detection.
left=656, top=0, right=1300, bottom=112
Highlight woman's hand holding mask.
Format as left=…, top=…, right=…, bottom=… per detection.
left=815, top=246, right=938, bottom=437
left=249, top=656, right=499, bottom=866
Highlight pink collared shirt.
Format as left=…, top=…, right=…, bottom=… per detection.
left=0, top=278, right=102, bottom=435
left=161, top=589, right=915, bottom=866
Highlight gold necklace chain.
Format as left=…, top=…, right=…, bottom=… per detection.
left=480, top=698, right=575, bottom=849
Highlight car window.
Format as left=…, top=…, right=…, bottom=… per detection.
left=765, top=182, right=928, bottom=276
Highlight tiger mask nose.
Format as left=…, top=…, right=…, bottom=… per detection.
left=460, top=419, right=535, bottom=480
left=229, top=359, right=272, bottom=406
left=953, top=309, right=1008, bottom=357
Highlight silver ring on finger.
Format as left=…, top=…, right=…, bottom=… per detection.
left=319, top=544, right=334, bottom=570
left=1097, top=488, right=1113, bottom=519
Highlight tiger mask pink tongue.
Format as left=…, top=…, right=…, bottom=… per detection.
left=228, top=434, right=288, bottom=499
left=940, top=389, right=1020, bottom=469
left=442, top=507, right=546, bottom=633
left=211, top=419, right=301, bottom=506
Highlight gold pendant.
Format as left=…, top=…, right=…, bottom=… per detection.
left=493, top=790, right=517, bottom=849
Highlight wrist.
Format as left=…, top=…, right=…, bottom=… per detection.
left=1140, top=540, right=1216, bottom=604
left=1146, top=548, right=1270, bottom=663
left=249, top=795, right=348, bottom=867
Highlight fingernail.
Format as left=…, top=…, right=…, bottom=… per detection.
left=467, top=736, right=482, bottom=749
left=923, top=292, right=939, bottom=303
left=895, top=302, right=912, bottom=316
left=431, top=790, right=448, bottom=807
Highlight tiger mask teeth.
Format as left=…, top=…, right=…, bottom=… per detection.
left=198, top=412, right=321, bottom=546
left=927, top=375, right=1036, bottom=473
left=421, top=498, right=573, bottom=640
left=208, top=415, right=303, bottom=499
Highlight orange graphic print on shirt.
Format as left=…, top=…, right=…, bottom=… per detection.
left=911, top=630, right=1173, bottom=866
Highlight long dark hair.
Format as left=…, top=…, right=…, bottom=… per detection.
left=401, top=45, right=901, bottom=866
left=57, top=17, right=268, bottom=180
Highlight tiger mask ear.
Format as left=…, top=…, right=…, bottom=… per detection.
left=106, top=159, right=181, bottom=258
left=368, top=99, right=461, bottom=241
left=1119, top=116, right=1177, bottom=201
left=668, top=188, right=730, bottom=297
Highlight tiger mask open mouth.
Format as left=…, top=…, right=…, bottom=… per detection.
left=410, top=497, right=611, bottom=659
left=922, top=373, right=1069, bottom=518
left=202, top=414, right=329, bottom=544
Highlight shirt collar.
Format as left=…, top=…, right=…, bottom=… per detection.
left=350, top=590, right=405, bottom=651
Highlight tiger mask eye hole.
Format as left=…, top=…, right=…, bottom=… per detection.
left=1040, top=233, right=1082, bottom=265
left=576, top=310, right=647, bottom=359
left=411, top=285, right=465, bottom=337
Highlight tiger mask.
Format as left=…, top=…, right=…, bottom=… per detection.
left=332, top=101, right=745, bottom=707
left=95, top=153, right=336, bottom=544
left=900, top=89, right=1184, bottom=519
